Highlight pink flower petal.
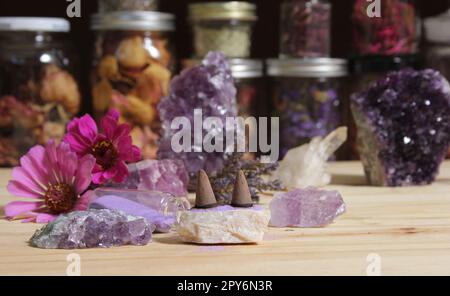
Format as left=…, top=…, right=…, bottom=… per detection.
left=7, top=180, right=43, bottom=199
left=112, top=162, right=129, bottom=183
left=77, top=114, right=98, bottom=140
left=92, top=171, right=106, bottom=185
left=11, top=167, right=46, bottom=195
left=44, top=140, right=61, bottom=184
left=74, top=155, right=96, bottom=194
left=63, top=133, right=91, bottom=155
left=131, top=146, right=142, bottom=162
left=35, top=213, right=56, bottom=223
left=18, top=145, right=49, bottom=189
left=56, top=142, right=78, bottom=184
left=101, top=115, right=118, bottom=140
left=4, top=201, right=44, bottom=219
left=106, top=109, right=120, bottom=121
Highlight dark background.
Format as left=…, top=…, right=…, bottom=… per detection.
left=1, top=0, right=449, bottom=110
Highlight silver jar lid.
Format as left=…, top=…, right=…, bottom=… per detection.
left=189, top=2, right=257, bottom=21
left=266, top=58, right=348, bottom=78
left=0, top=17, right=70, bottom=32
left=91, top=11, right=175, bottom=31
left=183, top=58, right=263, bottom=79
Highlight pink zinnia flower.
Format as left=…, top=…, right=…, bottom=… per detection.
left=63, top=109, right=141, bottom=184
left=5, top=141, right=96, bottom=223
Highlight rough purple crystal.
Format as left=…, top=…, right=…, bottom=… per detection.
left=157, top=52, right=237, bottom=181
left=269, top=187, right=346, bottom=228
left=351, top=69, right=450, bottom=186
left=88, top=188, right=191, bottom=233
left=30, top=209, right=155, bottom=249
left=112, top=160, right=189, bottom=197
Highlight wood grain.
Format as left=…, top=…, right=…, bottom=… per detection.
left=1, top=161, right=450, bottom=276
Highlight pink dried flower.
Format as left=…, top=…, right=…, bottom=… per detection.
left=63, top=109, right=141, bottom=184
left=5, top=141, right=96, bottom=223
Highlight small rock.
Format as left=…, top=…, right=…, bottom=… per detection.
left=269, top=187, right=346, bottom=228
left=175, top=206, right=269, bottom=244
left=30, top=209, right=155, bottom=249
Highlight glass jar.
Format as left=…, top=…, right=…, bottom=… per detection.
left=351, top=0, right=420, bottom=56
left=424, top=9, right=450, bottom=158
left=90, top=11, right=175, bottom=160
left=182, top=58, right=265, bottom=159
left=0, top=17, right=81, bottom=167
left=98, top=0, right=159, bottom=12
left=267, top=58, right=348, bottom=158
left=188, top=2, right=258, bottom=58
left=280, top=0, right=331, bottom=58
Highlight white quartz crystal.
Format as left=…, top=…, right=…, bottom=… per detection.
left=175, top=207, right=269, bottom=244
left=275, top=127, right=348, bottom=189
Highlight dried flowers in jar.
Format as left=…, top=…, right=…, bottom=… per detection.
left=98, top=0, right=159, bottom=12
left=267, top=58, right=348, bottom=158
left=424, top=9, right=450, bottom=158
left=189, top=2, right=258, bottom=58
left=0, top=17, right=82, bottom=167
left=280, top=0, right=331, bottom=58
left=90, top=11, right=175, bottom=160
left=352, top=0, right=420, bottom=56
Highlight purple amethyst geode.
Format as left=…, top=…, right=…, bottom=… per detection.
left=157, top=52, right=237, bottom=181
left=30, top=209, right=154, bottom=249
left=351, top=69, right=450, bottom=186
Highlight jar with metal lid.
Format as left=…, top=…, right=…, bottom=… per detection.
left=424, top=9, right=450, bottom=158
left=0, top=17, right=82, bottom=167
left=267, top=58, right=348, bottom=158
left=98, top=0, right=159, bottom=12
left=188, top=2, right=258, bottom=58
left=424, top=9, right=450, bottom=82
left=280, top=0, right=331, bottom=58
left=351, top=0, right=420, bottom=56
left=90, top=11, right=175, bottom=160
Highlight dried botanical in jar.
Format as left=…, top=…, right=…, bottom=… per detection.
left=267, top=58, right=348, bottom=158
left=98, top=0, right=159, bottom=13
left=280, top=0, right=331, bottom=58
left=352, top=0, right=419, bottom=55
left=0, top=17, right=82, bottom=167
left=90, top=11, right=175, bottom=160
left=189, top=2, right=257, bottom=58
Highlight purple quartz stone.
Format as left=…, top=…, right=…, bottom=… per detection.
left=269, top=187, right=346, bottom=228
left=157, top=52, right=237, bottom=181
left=90, top=195, right=176, bottom=233
left=30, top=209, right=155, bottom=249
left=351, top=69, right=450, bottom=186
left=110, top=160, right=189, bottom=197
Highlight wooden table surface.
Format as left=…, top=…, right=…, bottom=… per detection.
left=1, top=161, right=450, bottom=276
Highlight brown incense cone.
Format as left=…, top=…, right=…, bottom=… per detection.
left=195, top=170, right=218, bottom=209
left=231, top=170, right=254, bottom=208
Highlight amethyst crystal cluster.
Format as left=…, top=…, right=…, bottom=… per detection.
left=157, top=52, right=237, bottom=181
left=30, top=209, right=154, bottom=249
left=351, top=69, right=450, bottom=186
left=112, top=160, right=189, bottom=197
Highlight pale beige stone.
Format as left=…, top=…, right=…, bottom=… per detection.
left=175, top=209, right=270, bottom=244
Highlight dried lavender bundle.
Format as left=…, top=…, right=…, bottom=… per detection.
left=210, top=153, right=284, bottom=204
